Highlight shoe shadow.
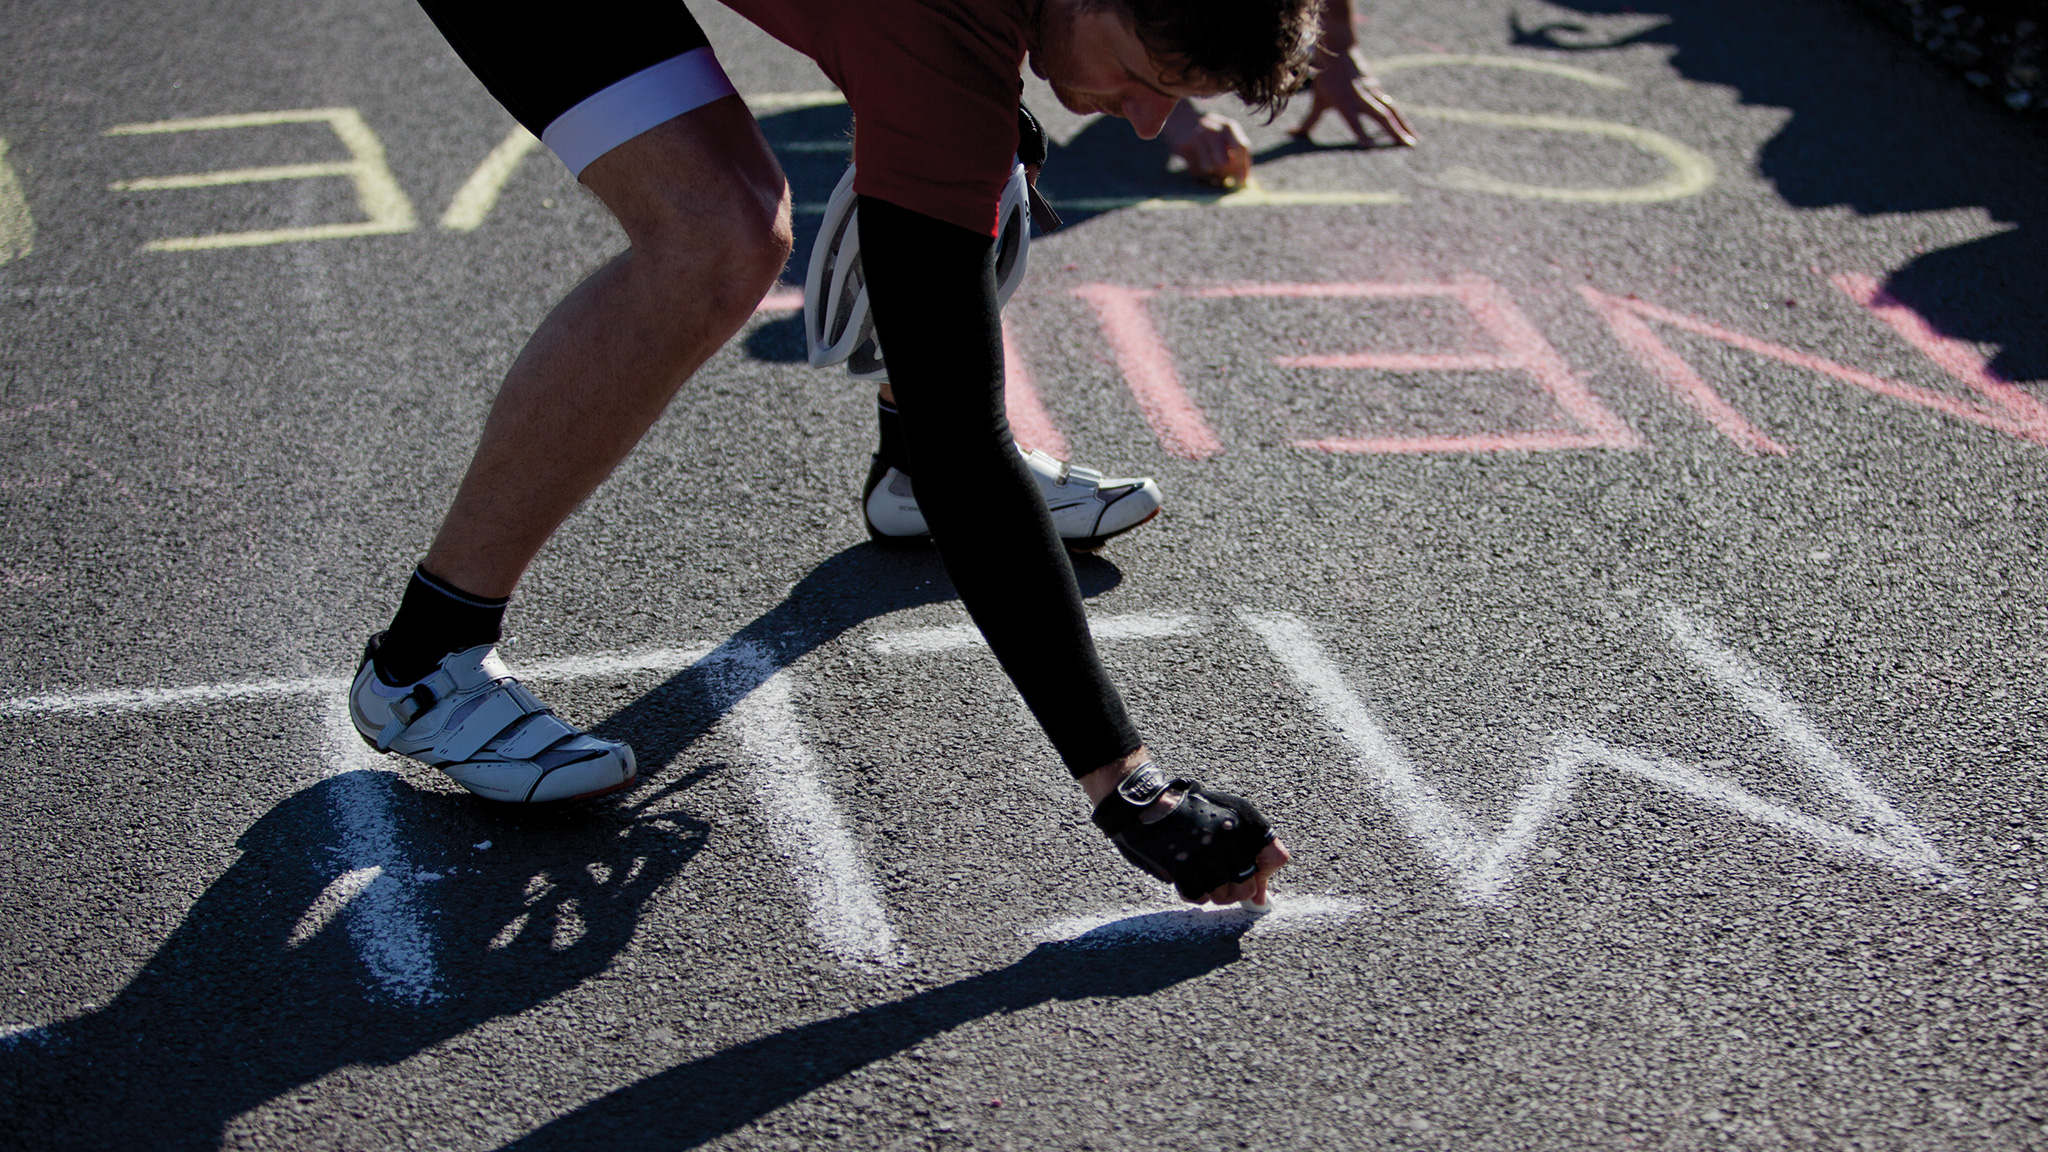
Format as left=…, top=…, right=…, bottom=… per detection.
left=0, top=772, right=710, bottom=1150
left=499, top=927, right=1247, bottom=1150
left=741, top=309, right=807, bottom=364
left=591, top=540, right=1123, bottom=778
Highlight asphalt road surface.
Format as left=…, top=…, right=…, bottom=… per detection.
left=2, top=0, right=2046, bottom=1148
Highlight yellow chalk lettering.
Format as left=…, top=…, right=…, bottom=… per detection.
left=1054, top=183, right=1407, bottom=213
left=105, top=108, right=416, bottom=251
left=440, top=124, right=541, bottom=231
left=1365, top=55, right=1715, bottom=203
left=1411, top=107, right=1716, bottom=203
left=0, top=137, right=32, bottom=265
left=1369, top=54, right=1631, bottom=89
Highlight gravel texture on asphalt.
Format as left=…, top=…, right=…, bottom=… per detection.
left=1, top=0, right=2044, bottom=1148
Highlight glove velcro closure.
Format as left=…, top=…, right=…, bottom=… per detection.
left=1092, top=780, right=1275, bottom=902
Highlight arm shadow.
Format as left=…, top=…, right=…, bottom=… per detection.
left=502, top=927, right=1247, bottom=1150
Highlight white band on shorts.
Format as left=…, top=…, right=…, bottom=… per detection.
left=541, top=46, right=738, bottom=177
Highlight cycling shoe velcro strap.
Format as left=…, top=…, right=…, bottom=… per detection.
left=1060, top=463, right=1104, bottom=488
left=1091, top=770, right=1274, bottom=902
left=433, top=679, right=548, bottom=762
left=492, top=710, right=579, bottom=762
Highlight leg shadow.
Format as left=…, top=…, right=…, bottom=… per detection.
left=593, top=540, right=1123, bottom=777
left=0, top=545, right=1124, bottom=1149
left=0, top=772, right=708, bottom=1150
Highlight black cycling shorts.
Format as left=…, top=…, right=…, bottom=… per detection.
left=416, top=0, right=737, bottom=175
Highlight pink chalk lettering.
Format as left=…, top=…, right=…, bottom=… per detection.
left=1209, top=277, right=1640, bottom=454
left=1073, top=284, right=1224, bottom=460
left=1831, top=274, right=2048, bottom=442
left=1581, top=287, right=1791, bottom=456
left=1002, top=318, right=1069, bottom=457
left=1588, top=284, right=2048, bottom=448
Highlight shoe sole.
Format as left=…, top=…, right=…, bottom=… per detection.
left=515, top=771, right=639, bottom=806
left=355, top=724, right=639, bottom=806
left=1065, top=506, right=1162, bottom=553
left=865, top=506, right=1163, bottom=552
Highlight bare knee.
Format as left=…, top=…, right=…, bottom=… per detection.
left=643, top=183, right=790, bottom=327
left=584, top=98, right=794, bottom=327
left=613, top=170, right=791, bottom=330
left=711, top=173, right=794, bottom=310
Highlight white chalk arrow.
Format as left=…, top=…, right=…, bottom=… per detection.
left=1239, top=608, right=1958, bottom=902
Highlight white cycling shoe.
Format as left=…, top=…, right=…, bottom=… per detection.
left=864, top=447, right=1164, bottom=550
left=349, top=637, right=636, bottom=804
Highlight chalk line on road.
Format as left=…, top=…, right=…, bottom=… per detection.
left=1025, top=895, right=1367, bottom=946
left=0, top=675, right=345, bottom=717
left=0, top=136, right=32, bottom=266
left=0, top=1023, right=56, bottom=1049
left=287, top=865, right=386, bottom=948
left=0, top=645, right=719, bottom=717
left=1243, top=607, right=1959, bottom=901
left=869, top=610, right=1201, bottom=656
left=1241, top=609, right=1578, bottom=901
left=440, top=125, right=541, bottom=231
left=5, top=606, right=1959, bottom=983
left=1624, top=607, right=1959, bottom=884
left=317, top=696, right=441, bottom=1003
left=696, top=641, right=901, bottom=966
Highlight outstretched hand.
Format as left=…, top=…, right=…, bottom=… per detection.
left=1162, top=100, right=1254, bottom=188
left=1079, top=753, right=1294, bottom=907
left=1291, top=47, right=1417, bottom=148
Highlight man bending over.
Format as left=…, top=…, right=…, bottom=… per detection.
left=351, top=0, right=1304, bottom=906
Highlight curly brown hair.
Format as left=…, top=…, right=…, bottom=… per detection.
left=1087, top=0, right=1322, bottom=116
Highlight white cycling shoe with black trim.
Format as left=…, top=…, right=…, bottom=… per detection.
left=349, top=637, right=637, bottom=804
left=864, top=446, right=1164, bottom=551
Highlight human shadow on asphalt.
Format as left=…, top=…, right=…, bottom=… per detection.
left=0, top=544, right=1124, bottom=1150
left=1513, top=0, right=2048, bottom=382
left=590, top=539, right=1124, bottom=778
left=0, top=770, right=707, bottom=1151
left=498, top=928, right=1247, bottom=1151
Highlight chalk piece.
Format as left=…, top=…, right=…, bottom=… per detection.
left=1240, top=896, right=1274, bottom=915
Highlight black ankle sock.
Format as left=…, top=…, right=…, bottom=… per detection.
left=371, top=567, right=509, bottom=686
left=876, top=399, right=911, bottom=473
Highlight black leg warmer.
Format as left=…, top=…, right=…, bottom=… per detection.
left=856, top=194, right=1143, bottom=776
